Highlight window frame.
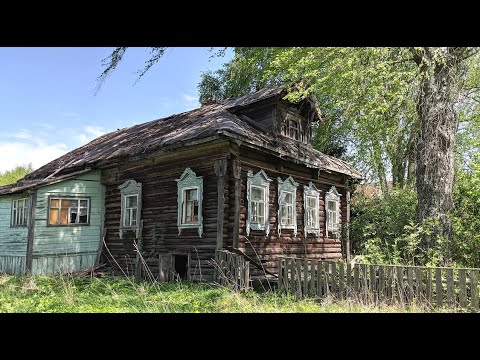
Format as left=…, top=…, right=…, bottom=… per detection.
left=119, top=179, right=142, bottom=239
left=246, top=169, right=272, bottom=236
left=303, top=182, right=321, bottom=236
left=288, top=118, right=300, bottom=141
left=123, top=194, right=139, bottom=227
left=181, top=186, right=200, bottom=225
left=176, top=168, right=203, bottom=237
left=325, top=186, right=341, bottom=237
left=277, top=176, right=298, bottom=236
left=47, top=195, right=91, bottom=227
left=11, top=197, right=29, bottom=227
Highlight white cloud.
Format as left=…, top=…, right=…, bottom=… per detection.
left=182, top=94, right=198, bottom=103
left=0, top=140, right=68, bottom=173
left=182, top=93, right=199, bottom=110
left=74, top=125, right=109, bottom=145
left=13, top=129, right=32, bottom=139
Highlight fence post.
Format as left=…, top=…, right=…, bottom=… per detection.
left=471, top=270, right=478, bottom=311
left=278, top=258, right=284, bottom=293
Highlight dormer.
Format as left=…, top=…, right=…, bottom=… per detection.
left=226, top=87, right=321, bottom=145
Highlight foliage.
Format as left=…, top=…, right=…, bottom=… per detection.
left=0, top=275, right=433, bottom=313
left=351, top=162, right=480, bottom=268
left=199, top=47, right=419, bottom=189
left=0, top=164, right=33, bottom=186
left=350, top=188, right=418, bottom=265
left=451, top=160, right=480, bottom=268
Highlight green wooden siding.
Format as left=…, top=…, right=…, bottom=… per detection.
left=0, top=194, right=29, bottom=274
left=32, top=170, right=104, bottom=275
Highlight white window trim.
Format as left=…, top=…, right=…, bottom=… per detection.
left=303, top=182, right=321, bottom=236
left=48, top=197, right=90, bottom=226
left=119, top=179, right=142, bottom=239
left=325, top=186, right=341, bottom=236
left=246, top=169, right=272, bottom=236
left=176, top=168, right=203, bottom=237
left=277, top=176, right=298, bottom=236
left=11, top=198, right=28, bottom=227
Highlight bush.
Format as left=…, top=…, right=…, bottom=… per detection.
left=450, top=161, right=480, bottom=268
left=350, top=188, right=418, bottom=265
left=350, top=161, right=480, bottom=268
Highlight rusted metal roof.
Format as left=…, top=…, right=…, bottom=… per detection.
left=0, top=86, right=362, bottom=195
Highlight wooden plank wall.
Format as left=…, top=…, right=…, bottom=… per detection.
left=32, top=170, right=104, bottom=275
left=101, top=141, right=231, bottom=282
left=278, top=258, right=480, bottom=311
left=237, top=149, right=348, bottom=277
left=0, top=194, right=29, bottom=275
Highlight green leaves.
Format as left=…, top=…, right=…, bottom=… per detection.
left=0, top=164, right=33, bottom=186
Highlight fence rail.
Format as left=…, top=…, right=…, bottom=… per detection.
left=214, top=250, right=250, bottom=290
left=278, top=257, right=479, bottom=311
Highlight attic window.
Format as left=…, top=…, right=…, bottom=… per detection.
left=288, top=118, right=300, bottom=141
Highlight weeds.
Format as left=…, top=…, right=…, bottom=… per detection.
left=0, top=273, right=455, bottom=313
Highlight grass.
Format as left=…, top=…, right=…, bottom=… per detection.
left=0, top=273, right=452, bottom=313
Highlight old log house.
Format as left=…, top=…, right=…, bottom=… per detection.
left=0, top=86, right=362, bottom=280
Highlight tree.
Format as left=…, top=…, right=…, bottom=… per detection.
left=409, top=48, right=479, bottom=252
left=0, top=164, right=33, bottom=186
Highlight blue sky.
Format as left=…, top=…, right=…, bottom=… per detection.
left=0, top=47, right=233, bottom=172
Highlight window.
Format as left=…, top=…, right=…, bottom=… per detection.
left=280, top=192, right=294, bottom=225
left=246, top=169, right=272, bottom=235
left=289, top=118, right=300, bottom=140
left=325, top=186, right=341, bottom=237
left=176, top=168, right=203, bottom=237
left=277, top=176, right=298, bottom=235
left=304, top=182, right=321, bottom=236
left=182, top=188, right=199, bottom=224
left=48, top=197, right=89, bottom=226
left=251, top=186, right=266, bottom=224
left=123, top=194, right=138, bottom=227
left=11, top=198, right=28, bottom=226
left=119, top=179, right=142, bottom=239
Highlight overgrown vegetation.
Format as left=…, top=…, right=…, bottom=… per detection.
left=351, top=158, right=480, bottom=268
left=0, top=164, right=33, bottom=186
left=0, top=274, right=441, bottom=313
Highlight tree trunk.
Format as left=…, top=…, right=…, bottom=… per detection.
left=413, top=48, right=463, bottom=257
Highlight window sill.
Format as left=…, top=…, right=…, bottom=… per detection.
left=47, top=223, right=90, bottom=227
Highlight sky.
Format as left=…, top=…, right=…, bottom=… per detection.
left=0, top=47, right=233, bottom=173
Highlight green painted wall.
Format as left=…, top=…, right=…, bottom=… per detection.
left=32, top=170, right=105, bottom=275
left=0, top=193, right=29, bottom=275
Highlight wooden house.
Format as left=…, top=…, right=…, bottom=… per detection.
left=0, top=86, right=362, bottom=280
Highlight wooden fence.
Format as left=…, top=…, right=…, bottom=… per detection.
left=214, top=250, right=250, bottom=290
left=278, top=257, right=480, bottom=311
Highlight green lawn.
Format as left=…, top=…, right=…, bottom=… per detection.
left=0, top=274, right=443, bottom=313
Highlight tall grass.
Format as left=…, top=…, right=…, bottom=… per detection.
left=0, top=274, right=451, bottom=313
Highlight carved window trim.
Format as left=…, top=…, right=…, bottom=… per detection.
left=325, top=186, right=341, bottom=237
left=246, top=169, right=272, bottom=236
left=176, top=168, right=203, bottom=237
left=277, top=176, right=298, bottom=236
left=304, top=182, right=321, bottom=236
left=119, top=179, right=142, bottom=239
